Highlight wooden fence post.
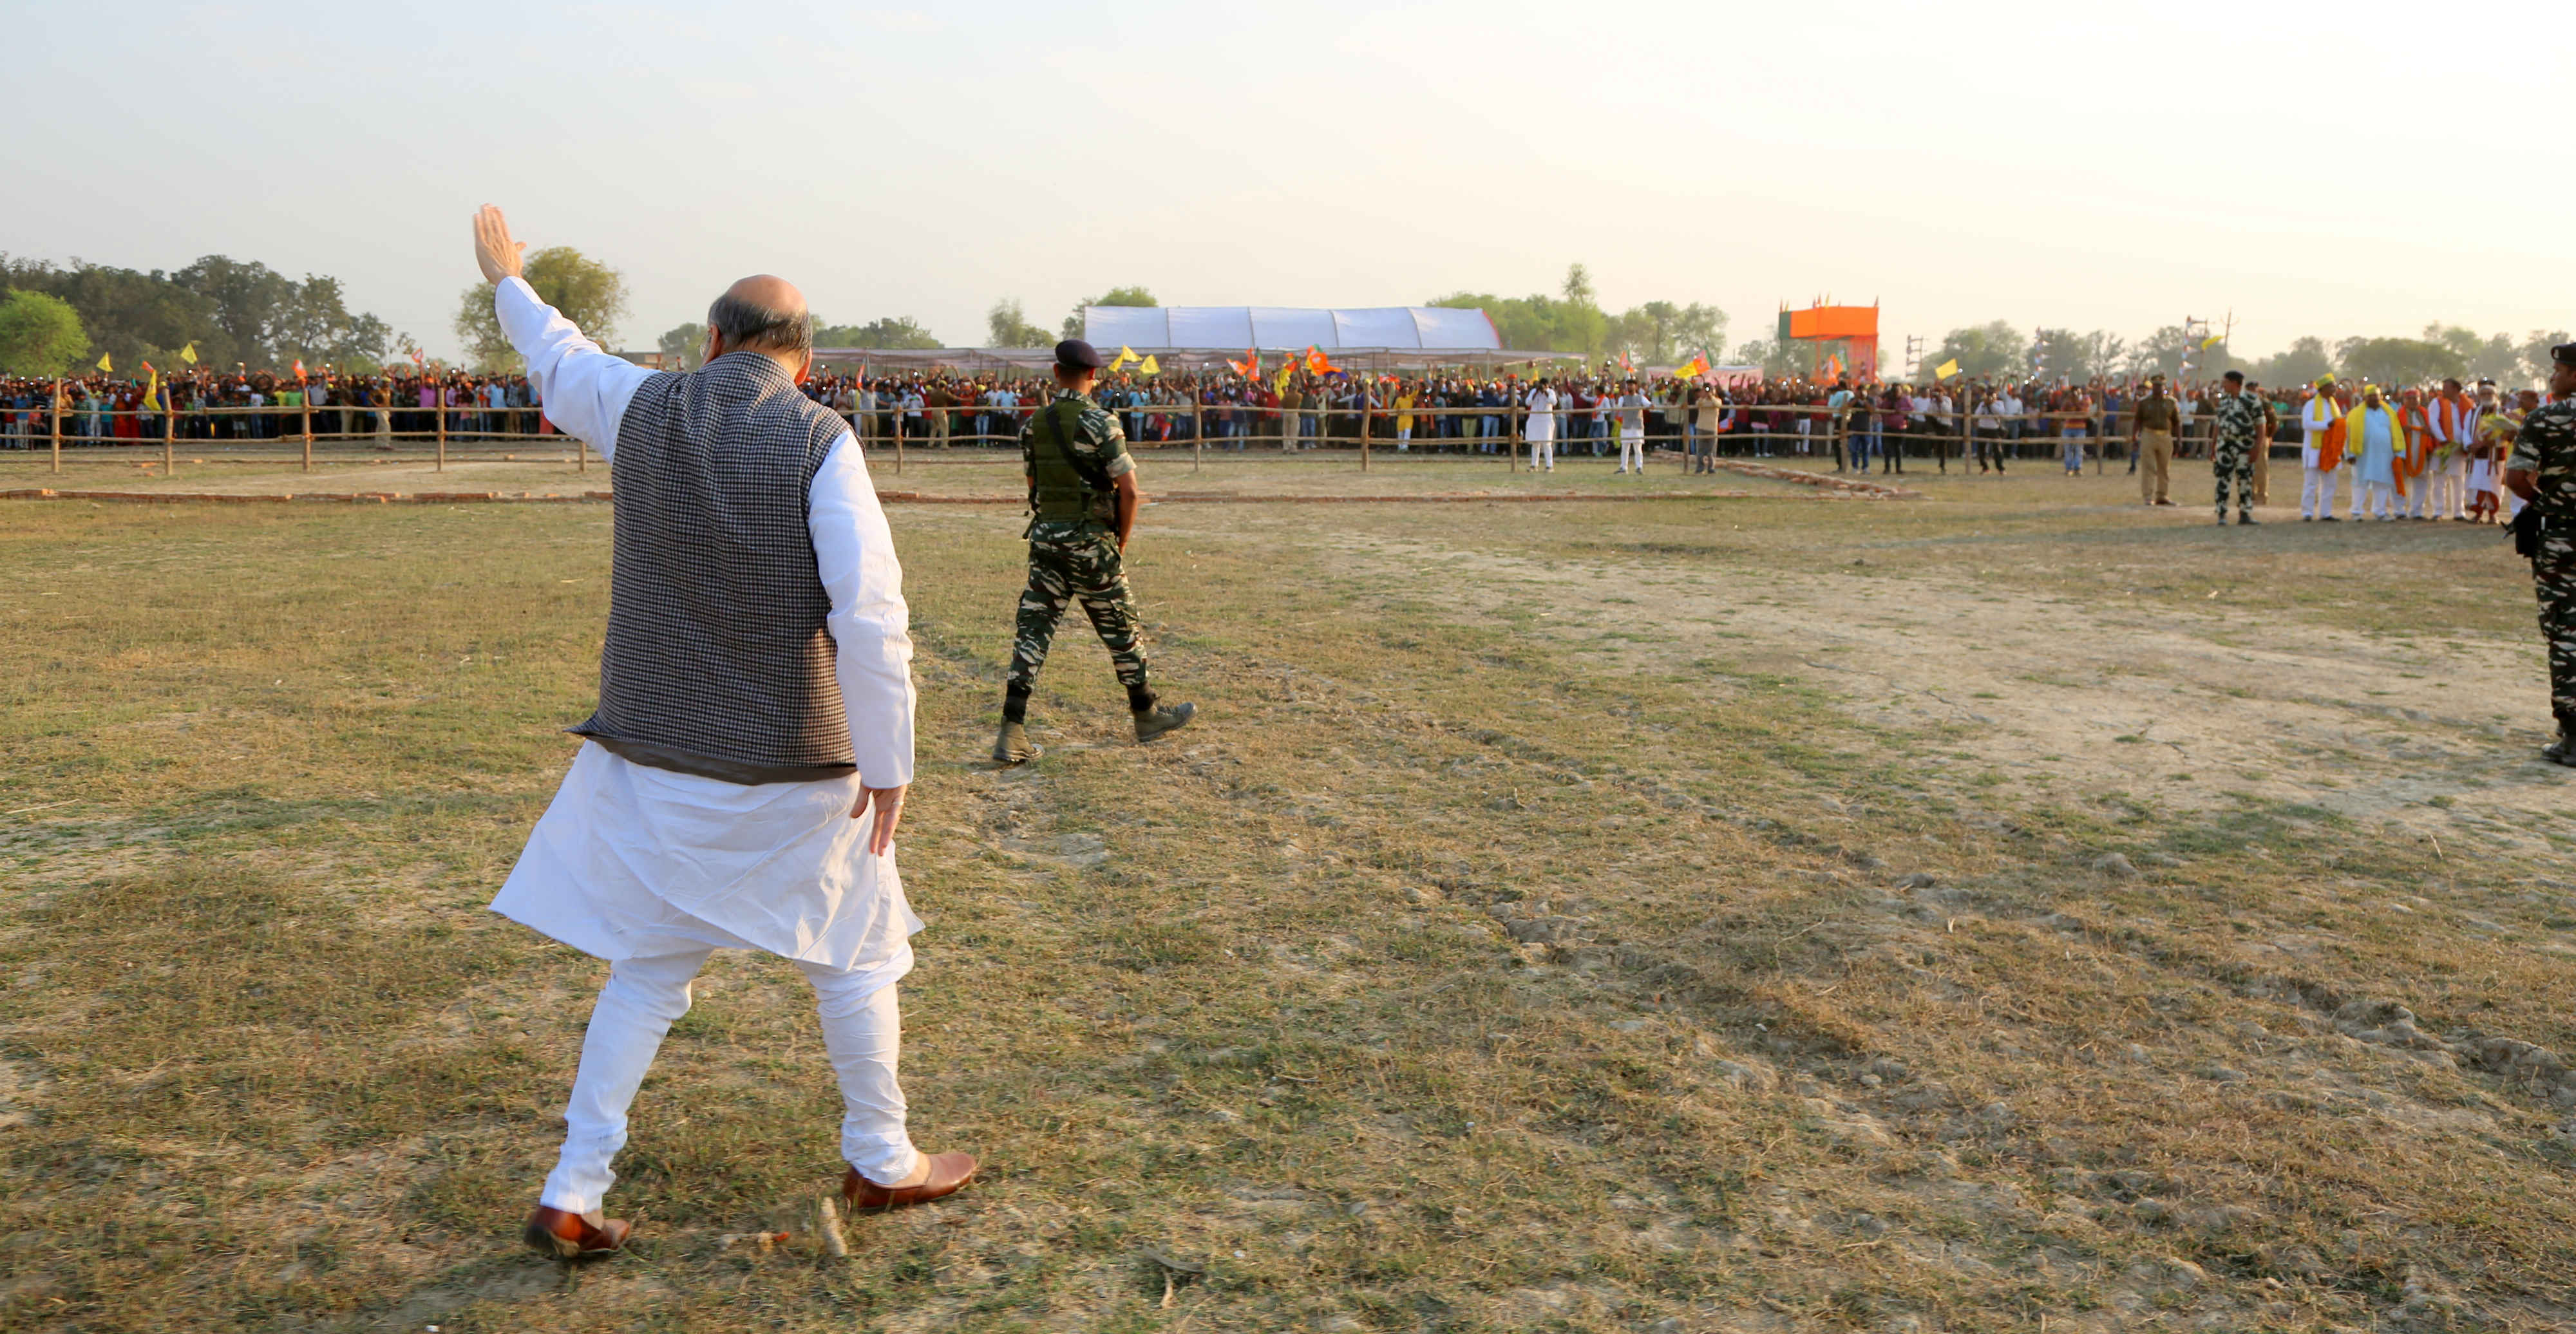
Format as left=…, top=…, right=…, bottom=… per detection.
left=1192, top=400, right=1202, bottom=473
left=435, top=386, right=447, bottom=473
left=164, top=392, right=176, bottom=477
left=1361, top=404, right=1371, bottom=473
left=301, top=388, right=313, bottom=473
left=48, top=377, right=62, bottom=475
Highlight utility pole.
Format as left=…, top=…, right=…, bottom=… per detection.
left=1904, top=334, right=1924, bottom=381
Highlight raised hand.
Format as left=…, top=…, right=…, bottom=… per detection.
left=474, top=205, right=527, bottom=285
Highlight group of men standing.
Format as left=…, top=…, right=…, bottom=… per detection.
left=2125, top=371, right=2533, bottom=527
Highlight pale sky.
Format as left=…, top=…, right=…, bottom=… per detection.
left=8, top=0, right=2568, bottom=364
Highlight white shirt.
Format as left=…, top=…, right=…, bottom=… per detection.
left=483, top=276, right=920, bottom=979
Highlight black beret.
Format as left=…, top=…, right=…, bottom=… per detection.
left=1055, top=339, right=1104, bottom=371
left=2553, top=342, right=2576, bottom=368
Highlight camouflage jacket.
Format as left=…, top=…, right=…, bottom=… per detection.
left=2213, top=390, right=2264, bottom=442
left=2508, top=399, right=2576, bottom=517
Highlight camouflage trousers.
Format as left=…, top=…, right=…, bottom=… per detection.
left=2213, top=437, right=2255, bottom=519
left=2537, top=540, right=2576, bottom=720
left=1007, top=532, right=1150, bottom=695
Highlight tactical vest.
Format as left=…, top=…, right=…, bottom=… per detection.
left=1026, top=399, right=1115, bottom=529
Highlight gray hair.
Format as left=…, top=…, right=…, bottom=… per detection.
left=706, top=292, right=812, bottom=359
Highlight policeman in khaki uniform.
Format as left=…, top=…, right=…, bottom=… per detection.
left=994, top=339, right=1194, bottom=764
left=2504, top=341, right=2576, bottom=766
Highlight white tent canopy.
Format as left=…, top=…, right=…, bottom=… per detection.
left=1084, top=305, right=1502, bottom=352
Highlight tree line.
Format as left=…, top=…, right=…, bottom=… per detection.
left=1851, top=319, right=2573, bottom=389
left=0, top=254, right=398, bottom=377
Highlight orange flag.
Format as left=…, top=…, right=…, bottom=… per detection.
left=1305, top=345, right=1340, bottom=375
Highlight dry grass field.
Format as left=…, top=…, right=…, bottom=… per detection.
left=3, top=453, right=2574, bottom=1333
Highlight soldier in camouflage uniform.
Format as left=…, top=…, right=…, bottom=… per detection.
left=992, top=339, right=1194, bottom=765
left=2211, top=369, right=2262, bottom=526
left=2504, top=342, right=2576, bottom=766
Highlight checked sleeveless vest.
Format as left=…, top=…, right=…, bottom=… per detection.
left=1025, top=399, right=1116, bottom=529
left=569, top=352, right=856, bottom=784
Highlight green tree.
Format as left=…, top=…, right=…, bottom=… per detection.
left=815, top=315, right=942, bottom=350
left=1605, top=300, right=1728, bottom=365
left=270, top=274, right=392, bottom=370
left=1931, top=321, right=2022, bottom=379
left=455, top=247, right=630, bottom=370
left=173, top=255, right=296, bottom=362
left=2334, top=336, right=2465, bottom=388
left=2519, top=330, right=2571, bottom=388
left=657, top=321, right=705, bottom=371
left=1061, top=286, right=1156, bottom=341
left=2249, top=336, right=2331, bottom=388
left=1428, top=263, right=1632, bottom=358
left=0, top=290, right=89, bottom=376
left=986, top=299, right=1052, bottom=349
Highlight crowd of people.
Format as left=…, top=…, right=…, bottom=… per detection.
left=0, top=368, right=545, bottom=445
left=2, top=361, right=2541, bottom=525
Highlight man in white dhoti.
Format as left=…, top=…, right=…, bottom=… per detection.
left=1524, top=379, right=1558, bottom=472
left=466, top=207, right=975, bottom=1261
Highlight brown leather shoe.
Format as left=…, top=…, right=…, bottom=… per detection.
left=523, top=1205, right=631, bottom=1259
left=842, top=1152, right=978, bottom=1212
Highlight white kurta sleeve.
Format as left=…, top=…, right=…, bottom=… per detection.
left=806, top=432, right=916, bottom=788
left=493, top=276, right=654, bottom=460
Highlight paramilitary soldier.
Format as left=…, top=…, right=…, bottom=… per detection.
left=2213, top=368, right=2262, bottom=526
left=992, top=339, right=1195, bottom=764
left=2504, top=341, right=2576, bottom=767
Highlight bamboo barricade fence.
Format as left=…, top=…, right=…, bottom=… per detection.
left=12, top=395, right=2268, bottom=478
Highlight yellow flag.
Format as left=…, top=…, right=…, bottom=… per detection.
left=179, top=342, right=198, bottom=366
left=142, top=363, right=158, bottom=406
left=96, top=352, right=112, bottom=373
left=1109, top=345, right=1139, bottom=371
left=1273, top=360, right=1293, bottom=393
left=2199, top=333, right=2224, bottom=350
left=1935, top=358, right=1960, bottom=380
left=1137, top=354, right=1160, bottom=377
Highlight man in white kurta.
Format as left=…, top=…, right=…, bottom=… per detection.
left=2347, top=389, right=2403, bottom=521
left=1524, top=381, right=1558, bottom=472
left=466, top=207, right=973, bottom=1261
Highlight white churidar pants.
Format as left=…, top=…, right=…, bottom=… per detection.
left=2358, top=479, right=2397, bottom=519
left=2403, top=471, right=2430, bottom=518
left=1618, top=431, right=1644, bottom=473
left=1527, top=420, right=1555, bottom=471
left=2430, top=457, right=2464, bottom=518
left=2300, top=465, right=2333, bottom=519
left=540, top=948, right=918, bottom=1215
